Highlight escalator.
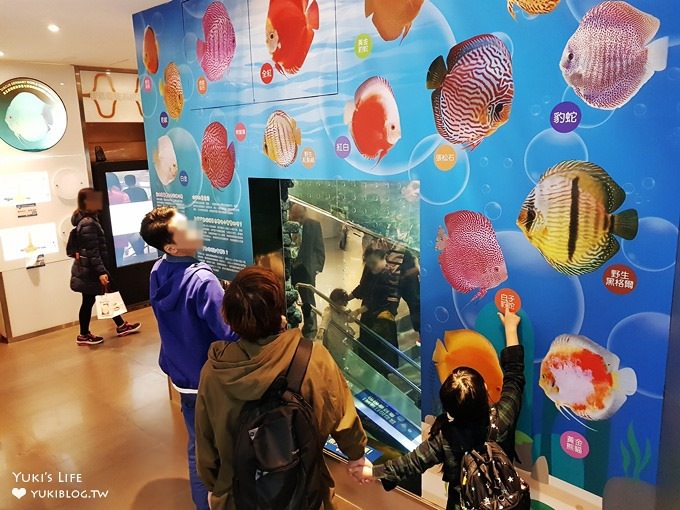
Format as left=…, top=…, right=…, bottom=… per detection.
left=296, top=284, right=441, bottom=508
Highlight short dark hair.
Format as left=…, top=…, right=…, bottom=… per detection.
left=329, top=288, right=349, bottom=306
left=124, top=175, right=137, bottom=186
left=75, top=187, right=96, bottom=214
left=140, top=206, right=176, bottom=252
left=223, top=266, right=285, bottom=341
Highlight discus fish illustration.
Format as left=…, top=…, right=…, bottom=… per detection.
left=197, top=1, right=236, bottom=81
left=263, top=110, right=301, bottom=167
left=159, top=62, right=184, bottom=119
left=142, top=25, right=160, bottom=74
left=561, top=1, right=668, bottom=109
left=344, top=77, right=401, bottom=162
left=506, top=0, right=560, bottom=19
left=153, top=135, right=179, bottom=186
left=365, top=0, right=424, bottom=42
left=436, top=210, right=508, bottom=301
left=540, top=334, right=637, bottom=426
left=517, top=160, right=638, bottom=275
left=433, top=329, right=503, bottom=403
left=266, top=0, right=319, bottom=75
left=5, top=92, right=54, bottom=143
left=427, top=34, right=514, bottom=150
left=201, top=122, right=235, bottom=189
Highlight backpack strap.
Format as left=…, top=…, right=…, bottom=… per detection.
left=488, top=407, right=499, bottom=442
left=285, top=336, right=313, bottom=394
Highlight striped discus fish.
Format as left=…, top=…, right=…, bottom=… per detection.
left=263, top=110, right=301, bottom=167
left=507, top=0, right=560, bottom=19
left=197, top=1, right=236, bottom=82
left=426, top=34, right=514, bottom=151
left=160, top=62, right=184, bottom=119
left=517, top=161, right=639, bottom=276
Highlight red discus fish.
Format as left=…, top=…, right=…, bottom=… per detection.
left=201, top=122, right=235, bottom=190
left=265, top=0, right=319, bottom=75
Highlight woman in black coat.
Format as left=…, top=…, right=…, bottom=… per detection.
left=70, top=188, right=141, bottom=345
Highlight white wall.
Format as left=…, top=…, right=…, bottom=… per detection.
left=0, top=62, right=89, bottom=340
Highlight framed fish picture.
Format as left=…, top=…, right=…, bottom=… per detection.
left=0, top=77, right=68, bottom=152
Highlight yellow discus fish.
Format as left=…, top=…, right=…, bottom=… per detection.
left=159, top=62, right=184, bottom=120
left=507, top=0, right=560, bottom=19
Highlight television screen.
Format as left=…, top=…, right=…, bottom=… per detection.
left=106, top=169, right=159, bottom=268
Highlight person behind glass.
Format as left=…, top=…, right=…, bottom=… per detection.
left=69, top=188, right=141, bottom=345
left=349, top=247, right=401, bottom=377
left=195, top=266, right=367, bottom=510
left=123, top=174, right=149, bottom=203
left=349, top=306, right=526, bottom=510
left=140, top=206, right=239, bottom=510
left=316, top=288, right=360, bottom=368
left=290, top=203, right=325, bottom=338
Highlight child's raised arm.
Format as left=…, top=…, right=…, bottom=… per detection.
left=497, top=304, right=521, bottom=347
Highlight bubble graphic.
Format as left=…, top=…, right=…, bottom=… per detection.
left=633, top=193, right=643, bottom=205
left=561, top=87, right=616, bottom=128
left=183, top=32, right=199, bottom=64
left=530, top=105, right=542, bottom=117
left=565, top=0, right=600, bottom=20
left=524, top=129, right=589, bottom=184
left=434, top=306, right=450, bottom=323
left=163, top=127, right=204, bottom=208
left=607, top=312, right=670, bottom=399
left=491, top=32, right=514, bottom=56
left=424, top=323, right=433, bottom=334
left=642, top=177, right=656, bottom=190
left=480, top=157, right=489, bottom=168
left=622, top=217, right=678, bottom=272
left=141, top=84, right=158, bottom=119
left=453, top=231, right=585, bottom=351
left=177, top=63, right=196, bottom=103
left=408, top=138, right=471, bottom=205
left=481, top=184, right=491, bottom=195
left=668, top=67, right=680, bottom=81
left=151, top=11, right=166, bottom=35
left=503, top=158, right=513, bottom=169
left=484, top=202, right=502, bottom=221
left=633, top=104, right=648, bottom=117
left=543, top=95, right=551, bottom=105
left=623, top=182, right=635, bottom=195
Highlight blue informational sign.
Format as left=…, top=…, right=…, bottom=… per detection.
left=134, top=0, right=680, bottom=503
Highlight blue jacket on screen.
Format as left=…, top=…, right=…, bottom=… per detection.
left=150, top=255, right=238, bottom=391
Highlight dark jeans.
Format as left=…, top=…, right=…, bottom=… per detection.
left=180, top=393, right=210, bottom=510
left=357, top=314, right=399, bottom=377
left=291, top=264, right=317, bottom=338
left=79, top=293, right=124, bottom=335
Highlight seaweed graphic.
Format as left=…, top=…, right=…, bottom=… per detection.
left=620, top=422, right=652, bottom=479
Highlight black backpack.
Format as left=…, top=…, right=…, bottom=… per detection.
left=458, top=408, right=530, bottom=510
left=233, top=337, right=324, bottom=510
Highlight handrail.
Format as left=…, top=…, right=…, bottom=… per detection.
left=297, top=283, right=421, bottom=370
left=312, top=305, right=421, bottom=396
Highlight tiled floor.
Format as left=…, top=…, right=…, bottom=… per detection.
left=0, top=306, right=194, bottom=510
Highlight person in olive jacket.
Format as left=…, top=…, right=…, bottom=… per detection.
left=70, top=188, right=140, bottom=345
left=195, top=266, right=367, bottom=510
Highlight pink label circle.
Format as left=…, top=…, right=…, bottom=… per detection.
left=560, top=431, right=590, bottom=459
left=235, top=122, right=247, bottom=142
left=143, top=76, right=152, bottom=92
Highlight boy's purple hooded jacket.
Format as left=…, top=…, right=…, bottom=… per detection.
left=150, top=255, right=238, bottom=391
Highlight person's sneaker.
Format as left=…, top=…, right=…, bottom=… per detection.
left=116, top=322, right=141, bottom=337
left=76, top=333, right=104, bottom=346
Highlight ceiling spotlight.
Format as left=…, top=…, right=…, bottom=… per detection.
left=0, top=50, right=4, bottom=57
left=47, top=24, right=60, bottom=32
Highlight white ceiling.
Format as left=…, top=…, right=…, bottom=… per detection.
left=0, top=0, right=167, bottom=68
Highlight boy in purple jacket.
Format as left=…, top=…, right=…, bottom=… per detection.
left=140, top=206, right=238, bottom=510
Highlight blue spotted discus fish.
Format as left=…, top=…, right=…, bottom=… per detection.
left=517, top=160, right=638, bottom=275
left=5, top=92, right=54, bottom=143
left=427, top=34, right=514, bottom=151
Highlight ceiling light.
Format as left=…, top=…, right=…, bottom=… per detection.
left=0, top=51, right=4, bottom=57
left=59, top=82, right=65, bottom=86
left=47, top=24, right=60, bottom=32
